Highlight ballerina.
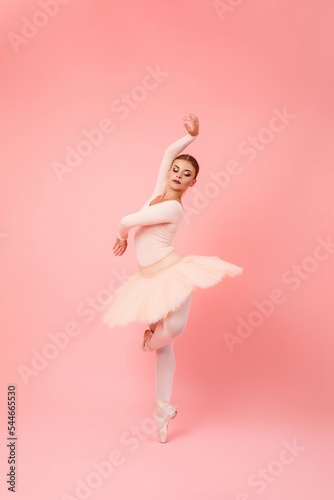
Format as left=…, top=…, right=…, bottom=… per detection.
left=102, top=114, right=243, bottom=442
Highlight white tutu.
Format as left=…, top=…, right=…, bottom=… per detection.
left=101, top=250, right=243, bottom=328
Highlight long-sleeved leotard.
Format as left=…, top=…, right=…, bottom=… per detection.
left=107, top=131, right=242, bottom=412
left=117, top=132, right=196, bottom=267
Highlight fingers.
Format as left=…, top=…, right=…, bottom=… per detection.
left=113, top=239, right=127, bottom=256
left=183, top=114, right=199, bottom=122
left=113, top=244, right=123, bottom=255
left=183, top=114, right=199, bottom=136
left=114, top=247, right=124, bottom=256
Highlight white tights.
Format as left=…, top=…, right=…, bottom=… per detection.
left=149, top=293, right=193, bottom=403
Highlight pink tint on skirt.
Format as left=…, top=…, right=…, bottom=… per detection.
left=101, top=251, right=243, bottom=329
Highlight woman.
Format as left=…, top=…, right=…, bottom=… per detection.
left=102, top=114, right=243, bottom=443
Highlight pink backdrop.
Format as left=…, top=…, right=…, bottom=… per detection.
left=1, top=1, right=333, bottom=499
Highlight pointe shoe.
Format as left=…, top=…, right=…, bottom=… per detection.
left=155, top=399, right=178, bottom=443
left=141, top=329, right=155, bottom=352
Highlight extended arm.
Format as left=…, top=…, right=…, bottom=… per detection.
left=117, top=201, right=182, bottom=241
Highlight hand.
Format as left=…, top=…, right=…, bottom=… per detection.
left=113, top=236, right=127, bottom=256
left=183, top=114, right=199, bottom=136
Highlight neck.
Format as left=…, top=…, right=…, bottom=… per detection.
left=160, top=186, right=182, bottom=203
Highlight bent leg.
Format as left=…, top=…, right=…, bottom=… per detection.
left=149, top=292, right=193, bottom=350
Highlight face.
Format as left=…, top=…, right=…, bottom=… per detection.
left=167, top=159, right=197, bottom=193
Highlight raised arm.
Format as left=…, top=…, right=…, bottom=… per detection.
left=113, top=114, right=199, bottom=256
left=149, top=114, right=199, bottom=199
left=150, top=133, right=197, bottom=199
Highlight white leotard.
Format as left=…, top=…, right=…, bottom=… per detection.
left=117, top=133, right=196, bottom=266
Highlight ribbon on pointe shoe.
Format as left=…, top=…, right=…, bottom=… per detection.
left=155, top=400, right=178, bottom=443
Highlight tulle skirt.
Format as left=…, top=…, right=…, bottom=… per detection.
left=101, top=250, right=243, bottom=328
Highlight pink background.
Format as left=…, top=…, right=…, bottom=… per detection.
left=1, top=1, right=333, bottom=499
